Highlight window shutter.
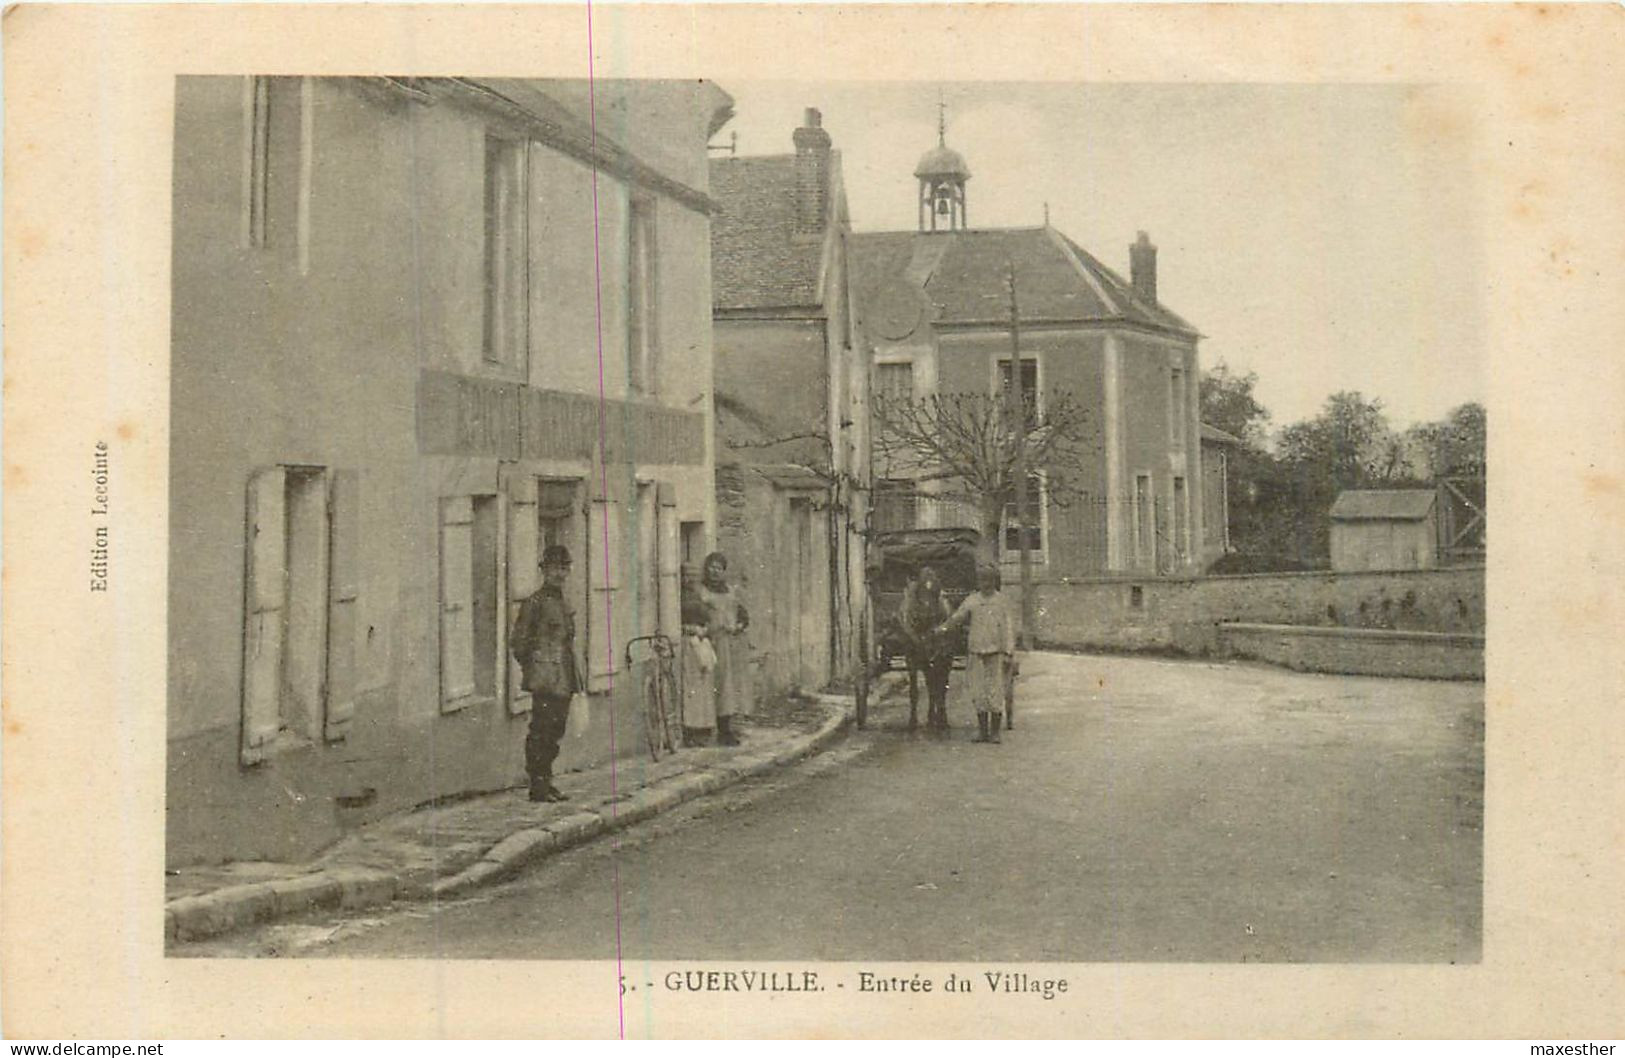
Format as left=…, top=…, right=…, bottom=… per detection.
left=636, top=486, right=659, bottom=637
left=324, top=469, right=360, bottom=741
left=585, top=493, right=621, bottom=692
left=440, top=496, right=477, bottom=709
left=656, top=483, right=680, bottom=638
left=241, top=467, right=286, bottom=763
left=504, top=470, right=538, bottom=714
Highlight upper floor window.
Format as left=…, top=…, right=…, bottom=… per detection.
left=875, top=361, right=914, bottom=406
left=243, top=76, right=306, bottom=255
left=627, top=195, right=658, bottom=395
left=1169, top=364, right=1188, bottom=451
left=484, top=135, right=529, bottom=371
left=998, top=357, right=1041, bottom=428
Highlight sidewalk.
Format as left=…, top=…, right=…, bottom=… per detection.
left=165, top=692, right=855, bottom=946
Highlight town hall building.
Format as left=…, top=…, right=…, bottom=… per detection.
left=852, top=116, right=1211, bottom=578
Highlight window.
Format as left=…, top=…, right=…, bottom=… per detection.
left=680, top=520, right=706, bottom=566
left=1134, top=473, right=1156, bottom=571
left=1169, top=366, right=1188, bottom=451
left=501, top=477, right=581, bottom=713
left=875, top=361, right=914, bottom=406
left=439, top=495, right=501, bottom=711
left=1001, top=472, right=1046, bottom=558
left=240, top=465, right=359, bottom=763
left=998, top=357, right=1041, bottom=428
left=627, top=197, right=658, bottom=394
left=873, top=479, right=919, bottom=533
left=484, top=135, right=529, bottom=370
left=538, top=479, right=584, bottom=648
left=243, top=76, right=304, bottom=251
left=1172, top=476, right=1189, bottom=565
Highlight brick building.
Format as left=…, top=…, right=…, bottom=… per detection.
left=852, top=119, right=1210, bottom=579
left=707, top=108, right=870, bottom=696
left=167, top=77, right=732, bottom=865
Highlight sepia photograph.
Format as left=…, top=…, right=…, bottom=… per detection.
left=4, top=2, right=1621, bottom=1041
left=163, top=76, right=1484, bottom=963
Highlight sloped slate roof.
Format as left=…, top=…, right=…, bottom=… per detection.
left=709, top=154, right=826, bottom=311
left=1329, top=490, right=1438, bottom=521
left=849, top=227, right=1196, bottom=336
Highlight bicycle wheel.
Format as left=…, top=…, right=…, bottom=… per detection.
left=656, top=661, right=679, bottom=753
left=644, top=667, right=665, bottom=762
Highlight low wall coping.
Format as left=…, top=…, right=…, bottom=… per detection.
left=1219, top=622, right=1485, bottom=647
left=1043, top=566, right=1486, bottom=588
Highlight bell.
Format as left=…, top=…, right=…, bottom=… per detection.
left=936, top=191, right=951, bottom=216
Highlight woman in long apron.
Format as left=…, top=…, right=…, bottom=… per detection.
left=700, top=552, right=751, bottom=746
left=678, top=563, right=717, bottom=745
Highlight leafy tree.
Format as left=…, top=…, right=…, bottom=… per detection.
left=1402, top=402, right=1486, bottom=480
left=1199, top=360, right=1271, bottom=448
left=1276, top=391, right=1404, bottom=488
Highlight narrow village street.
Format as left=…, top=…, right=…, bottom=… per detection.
left=191, top=651, right=1482, bottom=963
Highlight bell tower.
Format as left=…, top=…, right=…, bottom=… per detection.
left=915, top=101, right=970, bottom=233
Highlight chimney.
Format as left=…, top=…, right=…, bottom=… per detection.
left=792, top=107, right=831, bottom=236
left=1130, top=230, right=1158, bottom=304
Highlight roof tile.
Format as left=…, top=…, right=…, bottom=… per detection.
left=850, top=228, right=1196, bottom=336
left=709, top=155, right=826, bottom=311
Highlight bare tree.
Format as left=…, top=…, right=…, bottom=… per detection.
left=871, top=389, right=1094, bottom=563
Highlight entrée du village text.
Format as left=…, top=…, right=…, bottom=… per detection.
left=656, top=970, right=1071, bottom=1001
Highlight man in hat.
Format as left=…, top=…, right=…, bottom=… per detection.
left=511, top=544, right=582, bottom=802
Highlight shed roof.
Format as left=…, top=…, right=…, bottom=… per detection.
left=1329, top=489, right=1438, bottom=521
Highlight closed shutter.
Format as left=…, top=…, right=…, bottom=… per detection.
left=656, top=483, right=680, bottom=639
left=636, top=484, right=659, bottom=637
left=324, top=469, right=360, bottom=741
left=585, top=492, right=621, bottom=692
left=504, top=470, right=538, bottom=713
left=440, top=496, right=477, bottom=709
left=241, top=467, right=286, bottom=763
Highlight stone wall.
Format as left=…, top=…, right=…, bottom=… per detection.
left=1033, top=566, right=1485, bottom=657
left=1218, top=623, right=1484, bottom=680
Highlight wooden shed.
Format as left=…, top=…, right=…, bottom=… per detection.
left=1329, top=490, right=1438, bottom=571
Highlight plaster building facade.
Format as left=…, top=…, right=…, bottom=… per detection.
left=1199, top=423, right=1241, bottom=567
left=852, top=121, right=1209, bottom=579
left=707, top=108, right=871, bottom=697
left=168, top=76, right=732, bottom=866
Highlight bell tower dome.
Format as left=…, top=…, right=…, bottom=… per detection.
left=915, top=101, right=970, bottom=232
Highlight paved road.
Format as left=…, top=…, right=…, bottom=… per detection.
left=201, top=651, right=1483, bottom=962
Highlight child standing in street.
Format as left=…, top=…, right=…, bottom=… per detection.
left=939, top=564, right=1016, bottom=743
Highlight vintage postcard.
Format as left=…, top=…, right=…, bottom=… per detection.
left=3, top=2, right=1623, bottom=1040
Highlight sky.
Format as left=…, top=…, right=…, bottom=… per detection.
left=716, top=81, right=1486, bottom=431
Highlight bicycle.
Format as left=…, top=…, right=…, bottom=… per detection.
left=624, top=633, right=680, bottom=761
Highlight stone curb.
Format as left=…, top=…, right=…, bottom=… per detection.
left=166, top=699, right=852, bottom=944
